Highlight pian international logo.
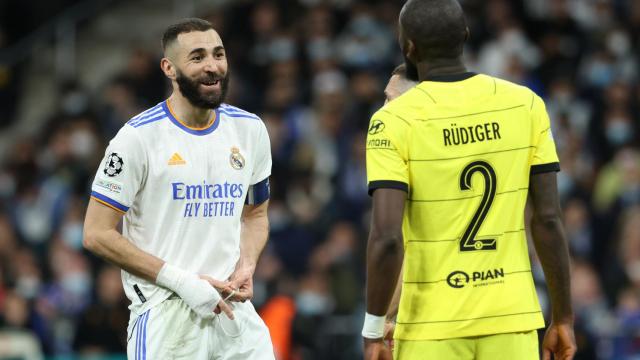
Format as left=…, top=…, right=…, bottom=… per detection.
left=446, top=268, right=505, bottom=289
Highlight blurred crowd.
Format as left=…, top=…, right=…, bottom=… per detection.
left=0, top=0, right=639, bottom=359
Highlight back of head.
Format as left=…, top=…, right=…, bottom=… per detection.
left=400, top=0, right=467, bottom=60
left=162, top=18, right=214, bottom=53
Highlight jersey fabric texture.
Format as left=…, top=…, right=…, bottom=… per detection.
left=366, top=73, right=559, bottom=340
left=91, top=101, right=272, bottom=315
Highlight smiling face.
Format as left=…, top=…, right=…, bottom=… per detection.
left=161, top=29, right=229, bottom=109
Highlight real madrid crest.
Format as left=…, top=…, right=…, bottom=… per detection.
left=229, top=146, right=245, bottom=170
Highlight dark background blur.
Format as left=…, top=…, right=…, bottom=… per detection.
left=0, top=0, right=639, bottom=359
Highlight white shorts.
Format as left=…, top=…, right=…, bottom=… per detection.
left=126, top=296, right=275, bottom=359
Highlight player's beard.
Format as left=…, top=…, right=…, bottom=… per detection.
left=175, top=69, right=229, bottom=109
left=403, top=56, right=420, bottom=82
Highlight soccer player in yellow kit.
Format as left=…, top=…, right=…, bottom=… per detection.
left=362, top=1, right=577, bottom=359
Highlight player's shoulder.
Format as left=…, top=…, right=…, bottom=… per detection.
left=488, top=75, right=540, bottom=108
left=126, top=102, right=170, bottom=130
left=218, top=103, right=262, bottom=122
left=372, top=89, right=423, bottom=127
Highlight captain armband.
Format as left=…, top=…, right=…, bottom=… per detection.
left=245, top=177, right=270, bottom=205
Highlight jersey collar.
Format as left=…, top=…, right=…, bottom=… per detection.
left=163, top=100, right=220, bottom=136
left=424, top=72, right=478, bottom=82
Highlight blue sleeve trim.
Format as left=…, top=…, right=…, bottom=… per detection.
left=90, top=191, right=130, bottom=212
left=245, top=177, right=270, bottom=205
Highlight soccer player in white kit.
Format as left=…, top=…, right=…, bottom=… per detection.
left=83, top=18, right=275, bottom=359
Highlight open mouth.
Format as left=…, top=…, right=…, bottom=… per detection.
left=201, top=79, right=220, bottom=86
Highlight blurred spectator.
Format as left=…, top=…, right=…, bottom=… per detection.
left=0, top=28, right=20, bottom=129
left=0, top=291, right=44, bottom=360
left=73, top=266, right=128, bottom=355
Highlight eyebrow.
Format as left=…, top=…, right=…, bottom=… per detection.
left=187, top=46, right=225, bottom=57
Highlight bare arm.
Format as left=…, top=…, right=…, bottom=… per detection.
left=529, top=172, right=573, bottom=322
left=366, top=189, right=405, bottom=316
left=238, top=200, right=270, bottom=274
left=83, top=199, right=164, bottom=282
left=228, top=200, right=269, bottom=301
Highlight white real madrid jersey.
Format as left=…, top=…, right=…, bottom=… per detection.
left=90, top=101, right=272, bottom=314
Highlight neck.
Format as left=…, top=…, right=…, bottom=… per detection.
left=167, top=92, right=215, bottom=128
left=417, top=58, right=467, bottom=81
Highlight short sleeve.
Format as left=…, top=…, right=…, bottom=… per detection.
left=90, top=126, right=146, bottom=213
left=366, top=109, right=410, bottom=196
left=251, top=121, right=272, bottom=185
left=530, top=95, right=560, bottom=175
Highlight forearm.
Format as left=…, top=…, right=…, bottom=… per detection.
left=531, top=214, right=573, bottom=322
left=84, top=228, right=164, bottom=283
left=386, top=265, right=403, bottom=320
left=238, top=212, right=269, bottom=273
left=366, top=233, right=403, bottom=316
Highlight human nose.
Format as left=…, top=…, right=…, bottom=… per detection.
left=202, top=56, right=224, bottom=74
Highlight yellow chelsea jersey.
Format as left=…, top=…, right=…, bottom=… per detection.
left=366, top=73, right=559, bottom=340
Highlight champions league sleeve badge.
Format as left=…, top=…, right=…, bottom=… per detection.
left=229, top=146, right=245, bottom=170
left=103, top=152, right=124, bottom=177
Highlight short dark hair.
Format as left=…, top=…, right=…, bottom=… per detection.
left=400, top=0, right=467, bottom=60
left=162, top=18, right=214, bottom=51
left=391, top=64, right=406, bottom=77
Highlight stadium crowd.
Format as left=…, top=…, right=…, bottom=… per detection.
left=0, top=0, right=639, bottom=359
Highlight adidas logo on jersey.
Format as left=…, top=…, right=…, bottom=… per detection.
left=168, top=153, right=186, bottom=165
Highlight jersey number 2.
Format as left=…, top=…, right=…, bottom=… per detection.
left=459, top=161, right=497, bottom=251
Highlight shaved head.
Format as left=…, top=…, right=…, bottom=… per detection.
left=399, top=0, right=467, bottom=61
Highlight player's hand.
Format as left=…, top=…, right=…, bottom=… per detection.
left=228, top=267, right=253, bottom=302
left=199, top=275, right=236, bottom=316
left=215, top=297, right=234, bottom=320
left=157, top=263, right=234, bottom=320
left=363, top=338, right=393, bottom=360
left=383, top=320, right=395, bottom=351
left=199, top=275, right=233, bottom=296
left=542, top=321, right=577, bottom=360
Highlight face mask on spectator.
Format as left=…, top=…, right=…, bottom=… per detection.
left=557, top=172, right=573, bottom=198
left=70, top=130, right=97, bottom=160
left=606, top=120, right=633, bottom=146
left=61, top=271, right=92, bottom=297
left=296, top=291, right=333, bottom=315
left=626, top=260, right=640, bottom=283
left=61, top=91, right=90, bottom=116
left=62, top=222, right=84, bottom=250
left=607, top=30, right=631, bottom=57
left=16, top=275, right=41, bottom=299
left=587, top=61, right=614, bottom=87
